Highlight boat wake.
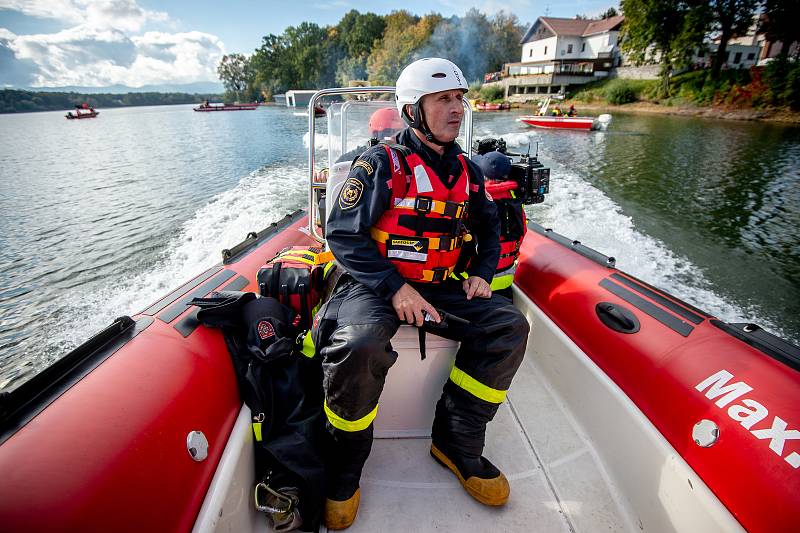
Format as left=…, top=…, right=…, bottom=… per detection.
left=38, top=164, right=308, bottom=369
left=494, top=129, right=789, bottom=340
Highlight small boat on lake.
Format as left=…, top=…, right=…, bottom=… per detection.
left=473, top=101, right=511, bottom=111
left=65, top=103, right=99, bottom=119
left=518, top=97, right=611, bottom=130
left=193, top=101, right=259, bottom=112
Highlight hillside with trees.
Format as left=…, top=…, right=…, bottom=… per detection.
left=0, top=90, right=219, bottom=114
left=217, top=9, right=524, bottom=102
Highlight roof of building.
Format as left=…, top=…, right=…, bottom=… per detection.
left=521, top=15, right=624, bottom=43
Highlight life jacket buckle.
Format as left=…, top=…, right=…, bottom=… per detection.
left=414, top=196, right=433, bottom=214
left=431, top=267, right=449, bottom=282
left=437, top=234, right=463, bottom=251
left=442, top=201, right=463, bottom=219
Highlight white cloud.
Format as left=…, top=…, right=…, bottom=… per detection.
left=4, top=26, right=224, bottom=87
left=0, top=0, right=168, bottom=32
left=0, top=0, right=225, bottom=87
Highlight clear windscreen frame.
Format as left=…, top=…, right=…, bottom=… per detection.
left=307, top=87, right=473, bottom=243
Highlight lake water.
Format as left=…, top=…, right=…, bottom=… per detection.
left=1, top=104, right=798, bottom=391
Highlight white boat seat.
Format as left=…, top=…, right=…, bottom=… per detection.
left=373, top=325, right=459, bottom=438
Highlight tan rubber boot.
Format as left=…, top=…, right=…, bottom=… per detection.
left=430, top=443, right=510, bottom=506
left=324, top=488, right=361, bottom=530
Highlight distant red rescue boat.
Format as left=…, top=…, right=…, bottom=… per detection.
left=517, top=115, right=598, bottom=130
left=65, top=104, right=99, bottom=120
left=474, top=102, right=511, bottom=111
left=518, top=97, right=612, bottom=131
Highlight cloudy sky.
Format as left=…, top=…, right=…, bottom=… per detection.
left=0, top=0, right=617, bottom=89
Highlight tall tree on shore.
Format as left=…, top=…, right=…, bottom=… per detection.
left=249, top=22, right=330, bottom=97
left=620, top=0, right=708, bottom=97
left=217, top=53, right=252, bottom=100
left=367, top=11, right=443, bottom=85
left=333, top=10, right=386, bottom=85
left=602, top=7, right=620, bottom=19
left=709, top=0, right=759, bottom=80
left=250, top=34, right=290, bottom=98
left=760, top=0, right=800, bottom=60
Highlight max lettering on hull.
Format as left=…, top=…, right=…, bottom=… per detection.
left=696, top=370, right=799, bottom=468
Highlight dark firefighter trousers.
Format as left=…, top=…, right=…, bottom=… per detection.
left=311, top=275, right=529, bottom=500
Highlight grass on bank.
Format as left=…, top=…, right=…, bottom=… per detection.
left=570, top=62, right=800, bottom=111
left=467, top=82, right=505, bottom=102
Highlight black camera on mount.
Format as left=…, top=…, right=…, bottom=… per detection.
left=472, top=137, right=550, bottom=205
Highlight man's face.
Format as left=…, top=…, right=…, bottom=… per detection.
left=418, top=89, right=465, bottom=142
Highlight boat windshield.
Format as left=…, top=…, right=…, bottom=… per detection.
left=307, top=87, right=472, bottom=242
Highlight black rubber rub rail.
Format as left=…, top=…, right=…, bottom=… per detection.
left=711, top=321, right=800, bottom=372
left=529, top=222, right=616, bottom=268
left=222, top=210, right=303, bottom=265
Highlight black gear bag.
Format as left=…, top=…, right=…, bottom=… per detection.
left=190, top=291, right=326, bottom=532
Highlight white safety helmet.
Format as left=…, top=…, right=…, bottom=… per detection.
left=395, top=58, right=468, bottom=144
left=395, top=58, right=468, bottom=122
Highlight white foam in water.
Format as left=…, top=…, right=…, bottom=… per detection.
left=52, top=129, right=788, bottom=355
left=302, top=131, right=328, bottom=151
left=528, top=159, right=788, bottom=338
left=54, top=164, right=307, bottom=351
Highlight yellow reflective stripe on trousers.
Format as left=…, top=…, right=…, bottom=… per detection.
left=449, top=367, right=507, bottom=404
left=324, top=401, right=379, bottom=432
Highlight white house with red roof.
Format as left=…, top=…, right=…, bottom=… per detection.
left=501, top=15, right=625, bottom=100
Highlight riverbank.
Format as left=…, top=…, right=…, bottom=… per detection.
left=0, top=89, right=223, bottom=114
left=516, top=101, right=800, bottom=125
left=544, top=68, right=800, bottom=125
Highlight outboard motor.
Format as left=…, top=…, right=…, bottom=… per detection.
left=595, top=113, right=613, bottom=131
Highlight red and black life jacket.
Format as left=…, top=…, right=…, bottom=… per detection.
left=370, top=144, right=471, bottom=283
left=485, top=179, right=527, bottom=275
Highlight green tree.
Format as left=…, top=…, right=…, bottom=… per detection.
left=249, top=22, right=331, bottom=97
left=336, top=10, right=386, bottom=59
left=487, top=12, right=525, bottom=75
left=216, top=53, right=252, bottom=100
left=602, top=7, right=620, bottom=19
left=620, top=0, right=708, bottom=97
left=284, top=22, right=329, bottom=89
left=331, top=10, right=386, bottom=85
left=709, top=0, right=759, bottom=80
left=367, top=11, right=442, bottom=85
left=250, top=34, right=291, bottom=98
left=760, top=0, right=800, bottom=60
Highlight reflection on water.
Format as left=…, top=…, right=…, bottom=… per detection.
left=0, top=105, right=798, bottom=391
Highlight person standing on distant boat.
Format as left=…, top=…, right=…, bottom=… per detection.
left=314, top=57, right=529, bottom=529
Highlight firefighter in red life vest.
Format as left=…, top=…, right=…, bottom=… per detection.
left=468, top=150, right=527, bottom=299
left=313, top=57, right=529, bottom=529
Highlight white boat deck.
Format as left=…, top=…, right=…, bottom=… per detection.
left=195, top=290, right=741, bottom=533
left=338, top=356, right=631, bottom=533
